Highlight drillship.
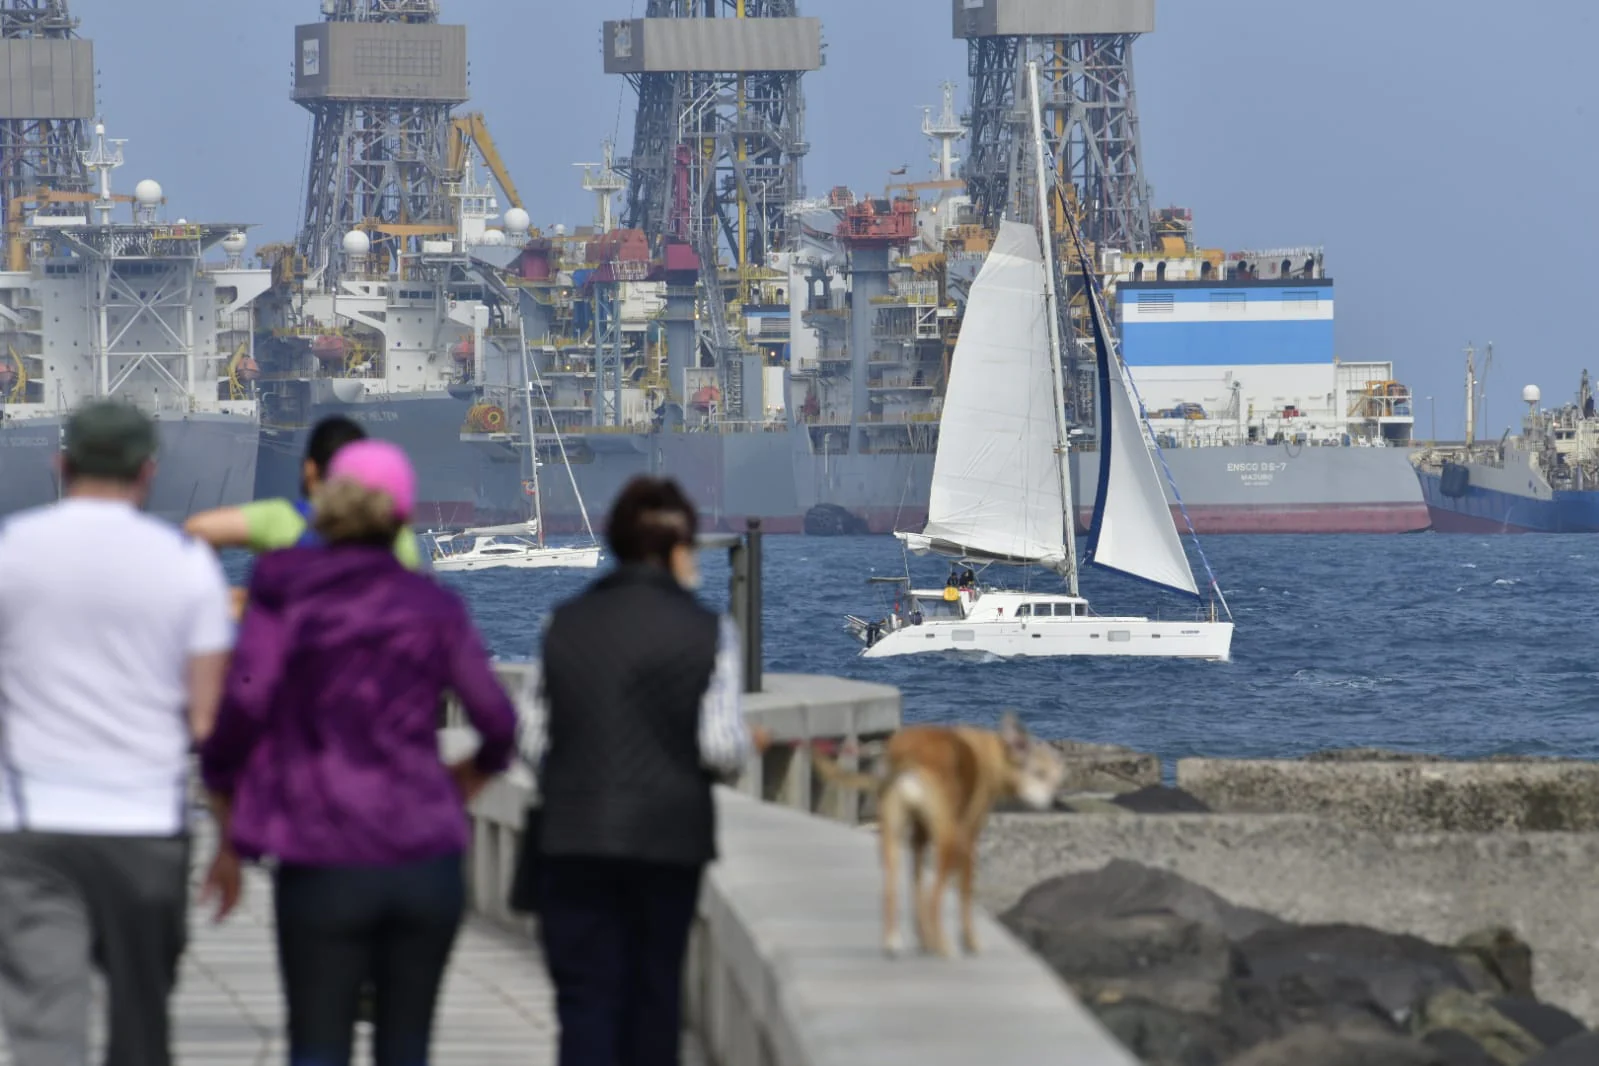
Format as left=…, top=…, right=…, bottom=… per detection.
left=465, top=184, right=1427, bottom=536
left=0, top=123, right=268, bottom=521
left=1415, top=358, right=1599, bottom=533
left=253, top=6, right=535, bottom=525
left=459, top=3, right=1428, bottom=536
left=252, top=160, right=529, bottom=526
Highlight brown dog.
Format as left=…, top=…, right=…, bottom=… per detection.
left=813, top=712, right=1066, bottom=958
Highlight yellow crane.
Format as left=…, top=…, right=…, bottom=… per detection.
left=447, top=112, right=526, bottom=213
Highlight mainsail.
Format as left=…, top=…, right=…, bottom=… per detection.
left=906, top=219, right=1070, bottom=573
left=1084, top=288, right=1201, bottom=597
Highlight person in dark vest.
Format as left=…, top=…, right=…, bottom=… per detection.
left=520, top=476, right=770, bottom=1066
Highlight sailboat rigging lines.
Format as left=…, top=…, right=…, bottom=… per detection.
left=429, top=328, right=602, bottom=573
left=841, top=60, right=1233, bottom=662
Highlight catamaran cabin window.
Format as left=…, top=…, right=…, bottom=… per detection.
left=915, top=597, right=963, bottom=620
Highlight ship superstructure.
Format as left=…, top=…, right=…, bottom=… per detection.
left=0, top=3, right=269, bottom=521
left=254, top=0, right=535, bottom=523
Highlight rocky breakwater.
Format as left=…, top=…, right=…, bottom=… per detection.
left=1002, top=858, right=1594, bottom=1065
left=973, top=744, right=1599, bottom=1065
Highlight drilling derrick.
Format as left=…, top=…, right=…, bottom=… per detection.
left=604, top=3, right=820, bottom=421
left=0, top=0, right=93, bottom=223
left=956, top=0, right=1154, bottom=253
left=956, top=0, right=1154, bottom=427
left=292, top=0, right=468, bottom=287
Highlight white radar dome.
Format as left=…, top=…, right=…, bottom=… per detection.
left=482, top=228, right=508, bottom=246
left=553, top=223, right=567, bottom=237
left=1522, top=384, right=1542, bottom=405
left=503, top=207, right=531, bottom=235
left=342, top=230, right=371, bottom=255
left=221, top=232, right=247, bottom=255
left=176, top=218, right=187, bottom=225
left=134, top=180, right=163, bottom=205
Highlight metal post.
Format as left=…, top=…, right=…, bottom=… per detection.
left=744, top=518, right=762, bottom=693
left=700, top=529, right=761, bottom=695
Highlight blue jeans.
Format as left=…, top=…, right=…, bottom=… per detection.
left=273, top=853, right=465, bottom=1066
left=538, top=856, right=704, bottom=1066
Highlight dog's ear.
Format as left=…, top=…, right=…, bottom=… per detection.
left=999, top=711, right=1029, bottom=756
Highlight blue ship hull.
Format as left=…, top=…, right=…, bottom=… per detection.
left=1418, top=468, right=1599, bottom=533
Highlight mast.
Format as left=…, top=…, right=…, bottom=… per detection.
left=1464, top=343, right=1477, bottom=448
left=519, top=323, right=545, bottom=548
left=1027, top=61, right=1080, bottom=597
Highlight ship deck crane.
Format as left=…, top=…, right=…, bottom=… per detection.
left=448, top=112, right=526, bottom=213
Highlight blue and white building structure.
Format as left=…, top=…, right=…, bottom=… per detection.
left=1109, top=247, right=1413, bottom=448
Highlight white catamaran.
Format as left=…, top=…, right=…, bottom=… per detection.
left=430, top=335, right=602, bottom=573
left=844, top=62, right=1234, bottom=661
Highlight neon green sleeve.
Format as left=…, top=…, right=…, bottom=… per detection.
left=394, top=525, right=423, bottom=571
left=240, top=498, right=308, bottom=553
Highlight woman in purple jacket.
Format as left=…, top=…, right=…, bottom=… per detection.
left=198, top=440, right=517, bottom=1066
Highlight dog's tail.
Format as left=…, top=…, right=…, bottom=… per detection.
left=810, top=740, right=883, bottom=792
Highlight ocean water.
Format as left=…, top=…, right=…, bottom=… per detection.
left=442, top=532, right=1599, bottom=766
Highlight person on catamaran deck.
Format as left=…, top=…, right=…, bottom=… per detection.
left=184, top=417, right=426, bottom=613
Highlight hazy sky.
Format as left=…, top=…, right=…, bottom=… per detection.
left=70, top=0, right=1597, bottom=437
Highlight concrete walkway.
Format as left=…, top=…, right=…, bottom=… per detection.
left=1, top=828, right=559, bottom=1066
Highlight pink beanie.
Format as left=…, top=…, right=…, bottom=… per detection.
left=326, top=439, right=417, bottom=520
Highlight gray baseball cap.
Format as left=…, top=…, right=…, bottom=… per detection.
left=62, top=400, right=158, bottom=481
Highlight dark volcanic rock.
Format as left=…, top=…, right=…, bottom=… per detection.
left=1092, top=996, right=1244, bottom=1066
left=1236, top=923, right=1476, bottom=1020
left=1002, top=859, right=1286, bottom=942
left=1006, top=862, right=1565, bottom=1066
left=1528, top=1031, right=1599, bottom=1065
left=1225, top=1024, right=1445, bottom=1065
left=1110, top=784, right=1213, bottom=814
left=1488, top=997, right=1587, bottom=1050
left=1008, top=911, right=1237, bottom=1016
left=1419, top=1029, right=1499, bottom=1066
left=1228, top=970, right=1396, bottom=1037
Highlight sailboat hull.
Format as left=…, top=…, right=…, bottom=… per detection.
left=847, top=587, right=1232, bottom=661
left=855, top=615, right=1234, bottom=661
left=430, top=545, right=602, bottom=573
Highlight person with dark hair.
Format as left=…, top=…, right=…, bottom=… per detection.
left=184, top=414, right=423, bottom=570
left=0, top=401, right=233, bottom=1065
left=199, top=439, right=516, bottom=1066
left=518, top=475, right=771, bottom=1066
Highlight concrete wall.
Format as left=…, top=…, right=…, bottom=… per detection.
left=1177, top=756, right=1599, bottom=832
left=977, top=812, right=1599, bottom=1025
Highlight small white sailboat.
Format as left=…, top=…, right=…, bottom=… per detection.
left=429, top=527, right=600, bottom=572
left=430, top=332, right=602, bottom=573
left=845, top=61, right=1233, bottom=662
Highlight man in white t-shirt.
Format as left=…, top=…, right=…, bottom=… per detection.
left=0, top=401, right=233, bottom=1066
